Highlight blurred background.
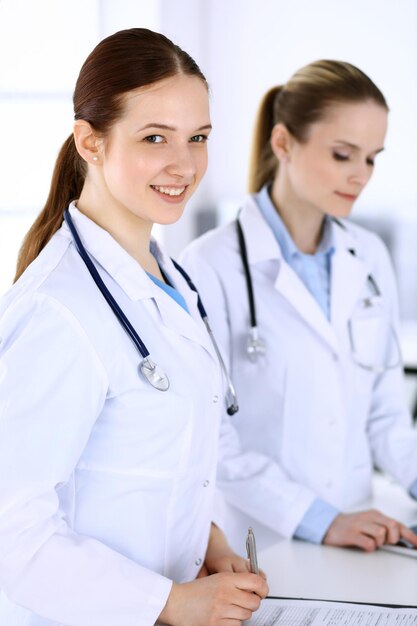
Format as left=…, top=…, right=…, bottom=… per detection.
left=1, top=0, right=417, bottom=337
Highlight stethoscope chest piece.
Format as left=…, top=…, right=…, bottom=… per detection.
left=247, top=327, right=266, bottom=362
left=140, top=356, right=170, bottom=391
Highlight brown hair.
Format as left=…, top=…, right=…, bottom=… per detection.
left=248, top=60, right=388, bottom=193
left=15, top=28, right=207, bottom=281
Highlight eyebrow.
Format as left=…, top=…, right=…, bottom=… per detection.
left=136, top=123, right=212, bottom=132
left=334, top=140, right=385, bottom=154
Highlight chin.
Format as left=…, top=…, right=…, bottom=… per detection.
left=328, top=206, right=355, bottom=220
left=154, top=208, right=186, bottom=226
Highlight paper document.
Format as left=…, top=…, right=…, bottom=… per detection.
left=245, top=598, right=417, bottom=626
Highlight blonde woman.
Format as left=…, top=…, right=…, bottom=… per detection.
left=181, top=60, right=417, bottom=555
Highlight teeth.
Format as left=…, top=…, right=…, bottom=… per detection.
left=153, top=185, right=185, bottom=196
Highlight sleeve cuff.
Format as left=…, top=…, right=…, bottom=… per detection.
left=293, top=498, right=340, bottom=544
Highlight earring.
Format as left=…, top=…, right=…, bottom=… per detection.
left=92, top=156, right=98, bottom=162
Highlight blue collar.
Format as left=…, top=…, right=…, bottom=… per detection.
left=254, top=185, right=335, bottom=260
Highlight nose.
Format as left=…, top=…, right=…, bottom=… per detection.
left=348, top=161, right=373, bottom=187
left=166, top=143, right=196, bottom=180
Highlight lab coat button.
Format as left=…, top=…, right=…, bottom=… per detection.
left=212, top=395, right=219, bottom=403
left=203, top=479, right=210, bottom=487
left=195, top=557, right=202, bottom=566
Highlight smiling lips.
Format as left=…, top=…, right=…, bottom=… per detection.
left=151, top=184, right=187, bottom=200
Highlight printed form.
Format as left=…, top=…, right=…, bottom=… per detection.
left=245, top=598, right=417, bottom=626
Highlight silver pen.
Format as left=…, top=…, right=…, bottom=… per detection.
left=246, top=526, right=259, bottom=575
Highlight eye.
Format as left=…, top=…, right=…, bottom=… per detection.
left=366, top=157, right=375, bottom=167
left=144, top=135, right=165, bottom=144
left=333, top=152, right=349, bottom=162
left=190, top=134, right=208, bottom=143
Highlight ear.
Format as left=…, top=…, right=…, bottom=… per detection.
left=270, top=123, right=293, bottom=163
left=73, top=120, right=101, bottom=165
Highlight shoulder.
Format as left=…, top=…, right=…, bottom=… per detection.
left=0, top=231, right=106, bottom=370
left=1, top=231, right=70, bottom=311
left=180, top=196, right=260, bottom=266
left=181, top=220, right=238, bottom=265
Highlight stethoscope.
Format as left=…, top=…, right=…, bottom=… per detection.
left=63, top=209, right=238, bottom=415
left=236, top=216, right=402, bottom=374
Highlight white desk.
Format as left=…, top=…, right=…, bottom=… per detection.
left=259, top=475, right=417, bottom=606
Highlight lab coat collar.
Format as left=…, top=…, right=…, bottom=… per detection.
left=330, top=219, right=371, bottom=329
left=239, top=196, right=339, bottom=353
left=61, top=204, right=154, bottom=301
left=238, top=195, right=284, bottom=264
left=147, top=242, right=216, bottom=357
left=61, top=204, right=215, bottom=358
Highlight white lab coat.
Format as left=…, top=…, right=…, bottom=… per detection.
left=180, top=195, right=417, bottom=554
left=0, top=205, right=223, bottom=625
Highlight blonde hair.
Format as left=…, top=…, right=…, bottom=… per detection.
left=248, top=60, right=388, bottom=193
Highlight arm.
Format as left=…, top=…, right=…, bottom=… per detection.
left=0, top=293, right=268, bottom=625
left=0, top=295, right=172, bottom=625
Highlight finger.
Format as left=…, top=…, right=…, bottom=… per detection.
left=234, top=573, right=269, bottom=597
left=259, top=567, right=267, bottom=580
left=383, top=519, right=401, bottom=545
left=353, top=532, right=378, bottom=552
left=361, top=522, right=387, bottom=547
left=399, top=524, right=417, bottom=547
left=231, top=589, right=262, bottom=612
left=365, top=510, right=400, bottom=530
left=228, top=557, right=251, bottom=573
left=220, top=561, right=236, bottom=573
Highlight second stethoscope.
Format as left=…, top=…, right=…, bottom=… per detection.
left=64, top=209, right=238, bottom=415
left=236, top=216, right=402, bottom=374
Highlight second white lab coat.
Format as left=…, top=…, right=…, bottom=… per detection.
left=0, top=205, right=223, bottom=625
left=180, top=195, right=417, bottom=553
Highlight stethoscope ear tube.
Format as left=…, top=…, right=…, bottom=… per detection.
left=64, top=209, right=170, bottom=391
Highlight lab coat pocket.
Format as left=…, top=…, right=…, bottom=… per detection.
left=349, top=297, right=389, bottom=391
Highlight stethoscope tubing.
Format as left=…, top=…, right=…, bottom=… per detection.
left=64, top=209, right=150, bottom=358
left=64, top=209, right=239, bottom=413
left=237, top=214, right=402, bottom=371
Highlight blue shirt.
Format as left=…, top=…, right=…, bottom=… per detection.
left=255, top=185, right=335, bottom=319
left=147, top=273, right=189, bottom=314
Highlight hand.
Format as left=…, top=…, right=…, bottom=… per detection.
left=158, top=571, right=269, bottom=626
left=323, top=509, right=417, bottom=552
left=201, top=523, right=252, bottom=575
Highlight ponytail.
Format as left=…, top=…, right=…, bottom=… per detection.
left=14, top=28, right=208, bottom=283
left=14, top=135, right=86, bottom=281
left=248, top=85, right=283, bottom=193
